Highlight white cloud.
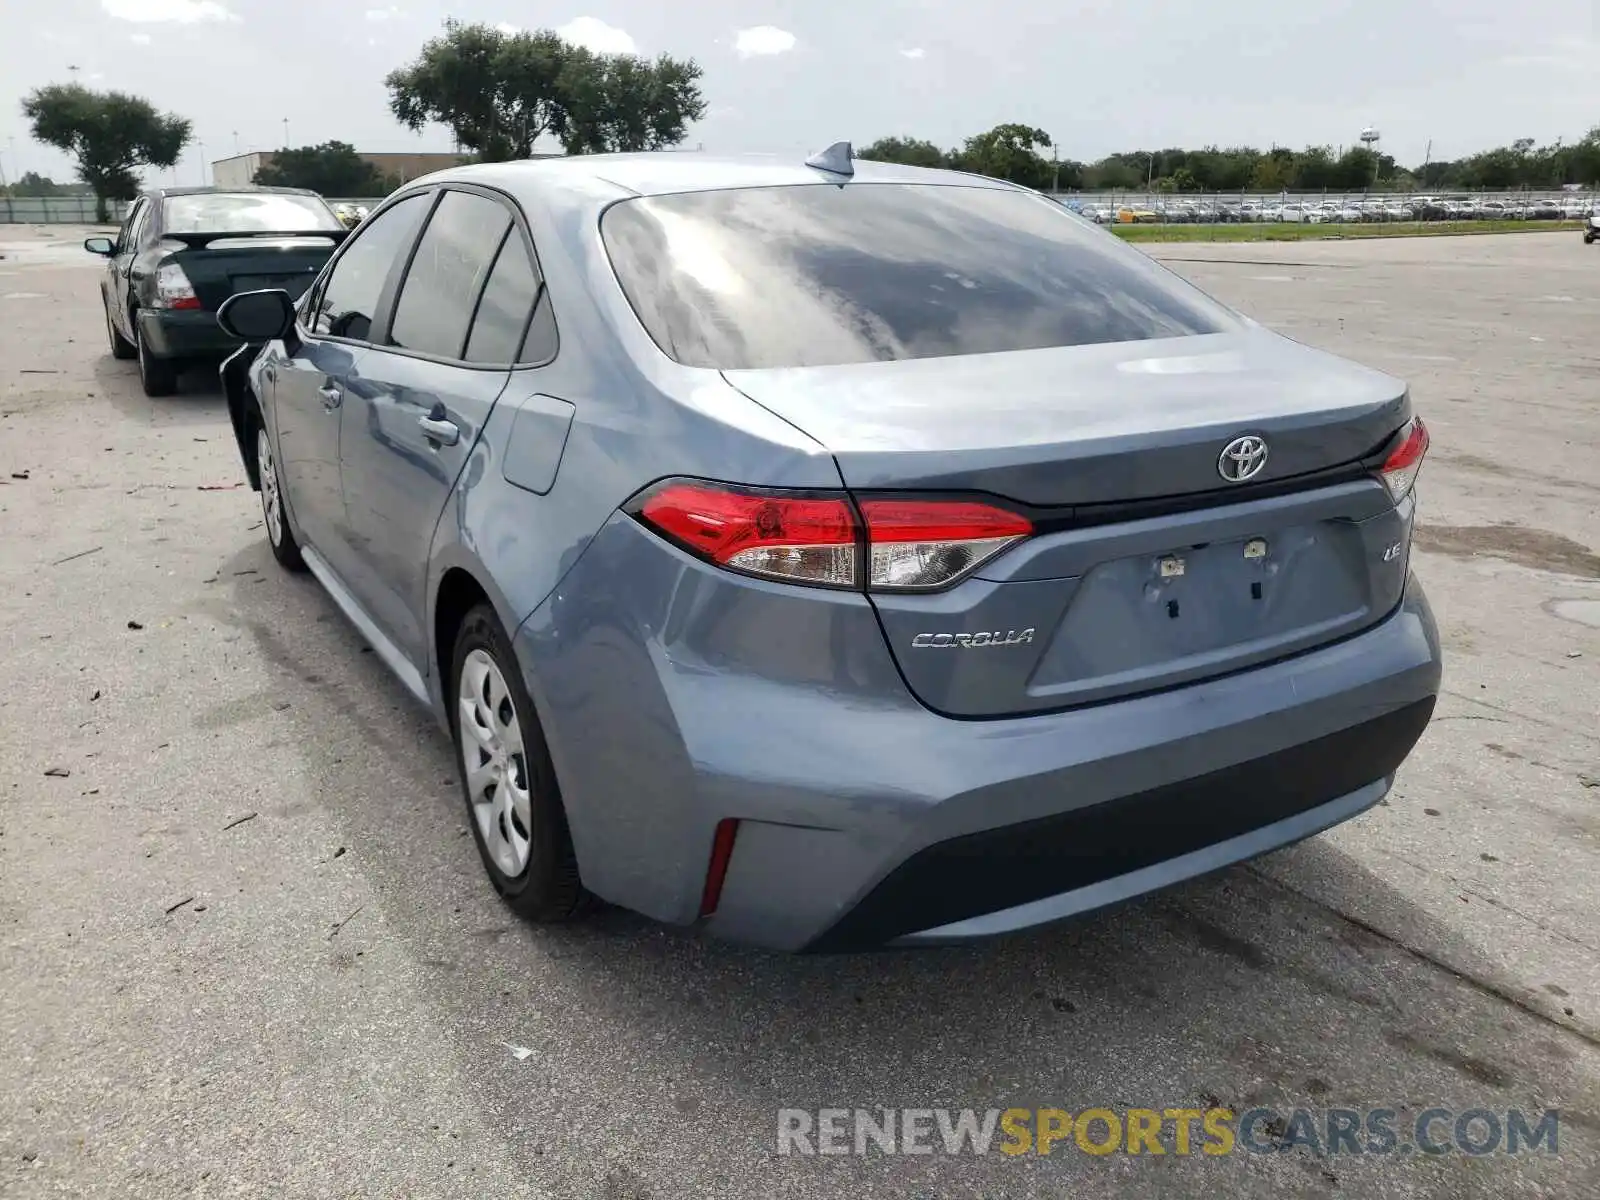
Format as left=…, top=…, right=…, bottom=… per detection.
left=101, top=0, right=238, bottom=22
left=557, top=16, right=636, bottom=54
left=364, top=6, right=401, bottom=20
left=495, top=21, right=519, bottom=35
left=734, top=26, right=795, bottom=58
left=900, top=47, right=925, bottom=59
left=130, top=32, right=153, bottom=44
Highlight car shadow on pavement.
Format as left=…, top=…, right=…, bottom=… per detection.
left=93, top=356, right=227, bottom=423
left=213, top=539, right=1600, bottom=1194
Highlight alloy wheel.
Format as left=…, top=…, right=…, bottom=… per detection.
left=458, top=648, right=533, bottom=877
left=256, top=428, right=283, bottom=547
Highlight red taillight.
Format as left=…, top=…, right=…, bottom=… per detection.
left=858, top=498, right=1033, bottom=590
left=637, top=482, right=858, bottom=587
left=153, top=261, right=201, bottom=310
left=632, top=481, right=1035, bottom=592
left=1379, top=417, right=1430, bottom=502
left=699, top=818, right=740, bottom=917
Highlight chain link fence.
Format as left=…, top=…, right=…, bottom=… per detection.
left=0, top=195, right=130, bottom=224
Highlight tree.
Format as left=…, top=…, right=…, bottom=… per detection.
left=21, top=84, right=189, bottom=221
left=1570, top=127, right=1600, bottom=187
left=952, top=124, right=1054, bottom=189
left=556, top=49, right=706, bottom=154
left=253, top=142, right=398, bottom=196
left=1249, top=150, right=1295, bottom=192
left=858, top=137, right=949, bottom=169
left=385, top=19, right=704, bottom=160
left=1333, top=146, right=1379, bottom=190
left=2, top=171, right=89, bottom=197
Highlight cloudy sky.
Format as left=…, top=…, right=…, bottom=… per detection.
left=0, top=0, right=1595, bottom=187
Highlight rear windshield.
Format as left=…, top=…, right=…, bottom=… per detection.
left=601, top=183, right=1233, bottom=370
left=162, top=192, right=343, bottom=234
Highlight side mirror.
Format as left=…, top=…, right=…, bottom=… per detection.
left=83, top=237, right=115, bottom=256
left=217, top=289, right=295, bottom=342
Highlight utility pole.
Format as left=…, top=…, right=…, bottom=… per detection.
left=1052, top=139, right=1060, bottom=194
left=282, top=118, right=289, bottom=148
left=197, top=138, right=205, bottom=185
left=233, top=130, right=240, bottom=155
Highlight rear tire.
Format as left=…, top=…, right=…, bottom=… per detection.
left=252, top=411, right=306, bottom=573
left=450, top=604, right=586, bottom=922
left=105, top=296, right=135, bottom=360
left=1586, top=232, right=1596, bottom=245
left=135, top=319, right=178, bottom=397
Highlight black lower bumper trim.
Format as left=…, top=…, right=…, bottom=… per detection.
left=806, top=696, right=1436, bottom=952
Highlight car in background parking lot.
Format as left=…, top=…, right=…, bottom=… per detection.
left=85, top=186, right=348, bottom=397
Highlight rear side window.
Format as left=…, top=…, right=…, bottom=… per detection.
left=163, top=192, right=343, bottom=233
left=463, top=232, right=544, bottom=365
left=310, top=192, right=428, bottom=341
left=389, top=191, right=513, bottom=360
left=601, top=183, right=1234, bottom=370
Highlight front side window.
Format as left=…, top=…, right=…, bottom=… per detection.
left=162, top=192, right=343, bottom=234
left=309, top=192, right=428, bottom=341
left=117, top=199, right=146, bottom=251
left=388, top=190, right=514, bottom=360
left=601, top=183, right=1236, bottom=370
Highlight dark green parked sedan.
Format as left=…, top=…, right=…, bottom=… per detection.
left=85, top=186, right=349, bottom=397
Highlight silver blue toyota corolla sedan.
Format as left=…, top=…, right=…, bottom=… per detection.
left=214, top=148, right=1441, bottom=951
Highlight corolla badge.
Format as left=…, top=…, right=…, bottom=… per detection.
left=1218, top=435, right=1269, bottom=482
left=911, top=629, right=1036, bottom=649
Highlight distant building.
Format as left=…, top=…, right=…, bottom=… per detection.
left=210, top=150, right=482, bottom=191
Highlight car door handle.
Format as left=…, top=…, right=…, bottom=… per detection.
left=318, top=383, right=342, bottom=411
left=418, top=414, right=460, bottom=446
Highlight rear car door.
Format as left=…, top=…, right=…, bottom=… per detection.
left=270, top=192, right=430, bottom=565
left=108, top=198, right=148, bottom=339
left=336, top=187, right=546, bottom=666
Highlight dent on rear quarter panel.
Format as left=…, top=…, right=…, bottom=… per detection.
left=511, top=513, right=922, bottom=926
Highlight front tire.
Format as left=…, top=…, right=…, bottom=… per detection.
left=253, top=417, right=305, bottom=572
left=135, top=319, right=178, bottom=397
left=450, top=604, right=586, bottom=922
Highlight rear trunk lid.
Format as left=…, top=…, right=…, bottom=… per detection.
left=723, top=329, right=1417, bottom=717
left=157, top=231, right=345, bottom=311
left=722, top=329, right=1406, bottom=504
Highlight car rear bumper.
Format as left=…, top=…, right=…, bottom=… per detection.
left=513, top=513, right=1442, bottom=952
left=136, top=308, right=241, bottom=360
